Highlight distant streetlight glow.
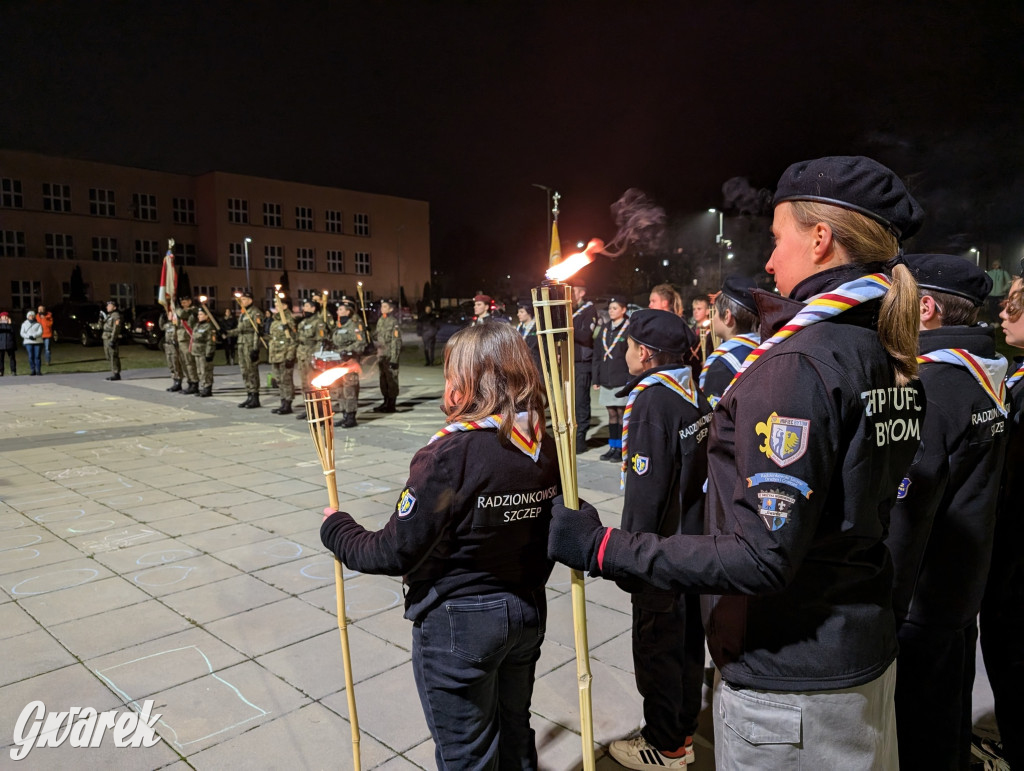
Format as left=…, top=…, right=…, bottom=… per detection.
left=243, top=237, right=252, bottom=289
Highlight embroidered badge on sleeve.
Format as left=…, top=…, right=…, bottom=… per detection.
left=397, top=487, right=417, bottom=518
left=756, top=412, right=811, bottom=468
left=758, top=489, right=795, bottom=531
left=631, top=454, right=650, bottom=476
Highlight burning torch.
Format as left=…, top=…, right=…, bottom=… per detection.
left=197, top=295, right=221, bottom=332
left=355, top=281, right=370, bottom=331
left=532, top=238, right=604, bottom=771
left=306, top=366, right=363, bottom=770
left=233, top=291, right=268, bottom=349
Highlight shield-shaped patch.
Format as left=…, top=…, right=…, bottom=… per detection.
left=766, top=415, right=810, bottom=468
left=757, top=489, right=796, bottom=531
left=397, top=487, right=417, bottom=518
left=631, top=454, right=650, bottom=476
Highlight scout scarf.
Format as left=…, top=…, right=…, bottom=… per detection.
left=699, top=333, right=760, bottom=405
left=917, top=348, right=1009, bottom=416
left=1008, top=361, right=1024, bottom=390
left=430, top=411, right=543, bottom=461
left=517, top=320, right=535, bottom=339
left=729, top=273, right=891, bottom=389
left=601, top=319, right=629, bottom=360
left=573, top=301, right=593, bottom=318
left=620, top=367, right=698, bottom=489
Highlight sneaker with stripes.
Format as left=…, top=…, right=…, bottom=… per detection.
left=608, top=734, right=694, bottom=769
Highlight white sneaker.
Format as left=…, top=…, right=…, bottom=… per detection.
left=608, top=734, right=694, bottom=769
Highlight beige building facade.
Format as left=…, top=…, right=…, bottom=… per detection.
left=0, top=149, right=430, bottom=314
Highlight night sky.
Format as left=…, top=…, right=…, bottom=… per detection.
left=5, top=0, right=1023, bottom=297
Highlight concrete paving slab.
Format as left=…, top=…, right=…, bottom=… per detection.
left=160, top=573, right=289, bottom=624
left=128, top=553, right=247, bottom=597
left=203, top=597, right=335, bottom=657
left=250, top=553, right=338, bottom=596
left=302, top=574, right=404, bottom=621
left=0, top=601, right=41, bottom=639
left=155, top=510, right=238, bottom=536
left=0, top=557, right=116, bottom=599
left=0, top=628, right=78, bottom=685
left=16, top=575, right=152, bottom=626
left=49, top=600, right=195, bottom=660
left=177, top=523, right=279, bottom=554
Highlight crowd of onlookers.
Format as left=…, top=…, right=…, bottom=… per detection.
left=0, top=305, right=52, bottom=376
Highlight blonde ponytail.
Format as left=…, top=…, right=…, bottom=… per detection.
left=878, top=263, right=919, bottom=386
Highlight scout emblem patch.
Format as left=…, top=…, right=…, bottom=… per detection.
left=631, top=454, right=650, bottom=476
left=757, top=412, right=810, bottom=468
left=897, top=478, right=911, bottom=499
left=758, top=489, right=795, bottom=531
left=397, top=487, right=417, bottom=518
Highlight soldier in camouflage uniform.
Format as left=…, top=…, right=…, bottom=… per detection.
left=190, top=307, right=217, bottom=397
left=102, top=300, right=122, bottom=381
left=332, top=297, right=367, bottom=428
left=293, top=298, right=328, bottom=419
left=161, top=309, right=183, bottom=391
left=373, top=299, right=402, bottom=413
left=174, top=296, right=200, bottom=394
left=228, top=290, right=264, bottom=408
left=269, top=296, right=298, bottom=415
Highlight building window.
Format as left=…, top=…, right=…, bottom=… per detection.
left=354, top=251, right=371, bottom=275
left=43, top=183, right=72, bottom=213
left=326, top=249, right=344, bottom=273
left=297, top=247, right=315, bottom=272
left=296, top=288, right=319, bottom=304
left=264, top=245, right=283, bottom=270
left=326, top=289, right=346, bottom=305
left=109, top=283, right=133, bottom=307
left=173, top=197, right=196, bottom=224
left=92, top=236, right=119, bottom=262
left=134, top=239, right=161, bottom=264
left=132, top=192, right=158, bottom=221
left=229, top=242, right=246, bottom=269
left=295, top=206, right=314, bottom=231
left=193, top=285, right=216, bottom=307
left=265, top=287, right=278, bottom=308
left=228, top=198, right=248, bottom=224
left=11, top=280, right=41, bottom=310
left=88, top=188, right=115, bottom=217
left=354, top=212, right=370, bottom=236
left=0, top=230, right=26, bottom=257
left=263, top=202, right=282, bottom=227
left=325, top=209, right=343, bottom=234
left=1, top=178, right=23, bottom=208
left=44, top=233, right=75, bottom=259
left=177, top=243, right=197, bottom=266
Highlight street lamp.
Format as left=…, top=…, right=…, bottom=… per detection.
left=969, top=247, right=980, bottom=266
left=709, top=209, right=731, bottom=285
left=244, top=237, right=253, bottom=289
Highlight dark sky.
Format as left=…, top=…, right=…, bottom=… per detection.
left=4, top=0, right=1023, bottom=295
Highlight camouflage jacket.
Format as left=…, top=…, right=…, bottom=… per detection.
left=160, top=314, right=176, bottom=345
left=190, top=320, right=217, bottom=357
left=296, top=313, right=327, bottom=351
left=374, top=314, right=402, bottom=362
left=268, top=311, right=297, bottom=364
left=232, top=304, right=264, bottom=340
left=102, top=310, right=121, bottom=342
left=174, top=305, right=199, bottom=343
left=332, top=317, right=367, bottom=355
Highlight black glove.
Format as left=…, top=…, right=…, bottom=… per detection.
left=285, top=358, right=296, bottom=369
left=548, top=495, right=607, bottom=575
left=249, top=349, right=259, bottom=363
left=205, top=354, right=214, bottom=363
left=389, top=362, right=399, bottom=371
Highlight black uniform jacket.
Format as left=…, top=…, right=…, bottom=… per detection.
left=592, top=320, right=631, bottom=390
left=596, top=265, right=925, bottom=691
left=887, top=325, right=1009, bottom=629
left=615, top=365, right=712, bottom=608
left=701, top=335, right=759, bottom=407
left=573, top=302, right=598, bottom=365
left=321, top=427, right=560, bottom=622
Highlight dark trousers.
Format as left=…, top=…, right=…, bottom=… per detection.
left=379, top=359, right=399, bottom=402
left=412, top=590, right=545, bottom=770
left=632, top=592, right=705, bottom=750
left=895, top=620, right=978, bottom=770
left=0, top=349, right=15, bottom=374
left=422, top=333, right=437, bottom=366
left=574, top=362, right=592, bottom=443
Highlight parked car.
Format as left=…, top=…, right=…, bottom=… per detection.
left=50, top=302, right=134, bottom=346
left=130, top=305, right=166, bottom=349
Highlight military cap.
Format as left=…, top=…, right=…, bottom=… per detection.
left=720, top=275, right=759, bottom=315
left=237, top=289, right=254, bottom=300
left=474, top=294, right=493, bottom=305
left=905, top=253, right=992, bottom=306
left=627, top=308, right=696, bottom=353
left=179, top=295, right=193, bottom=303
left=516, top=300, right=534, bottom=315
left=197, top=306, right=209, bottom=316
left=606, top=295, right=630, bottom=307
left=338, top=297, right=356, bottom=311
left=774, top=155, right=924, bottom=240
left=106, top=299, right=118, bottom=308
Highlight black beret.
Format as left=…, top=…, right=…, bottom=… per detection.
left=720, top=275, right=759, bottom=315
left=338, top=297, right=356, bottom=311
left=774, top=156, right=924, bottom=240
left=606, top=295, right=630, bottom=308
left=238, top=289, right=254, bottom=300
left=627, top=309, right=696, bottom=353
left=179, top=295, right=193, bottom=302
left=905, top=253, right=992, bottom=306
left=516, top=300, right=534, bottom=315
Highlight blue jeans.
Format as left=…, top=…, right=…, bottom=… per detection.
left=43, top=337, right=51, bottom=364
left=412, top=590, right=545, bottom=770
left=26, top=344, right=41, bottom=374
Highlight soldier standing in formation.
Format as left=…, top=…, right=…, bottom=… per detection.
left=332, top=298, right=366, bottom=428
left=269, top=294, right=298, bottom=415
left=102, top=299, right=122, bottom=381
left=175, top=296, right=199, bottom=394
left=190, top=307, right=217, bottom=398
left=294, top=298, right=327, bottom=419
left=230, top=290, right=263, bottom=409
left=374, top=299, right=402, bottom=413
left=161, top=309, right=183, bottom=391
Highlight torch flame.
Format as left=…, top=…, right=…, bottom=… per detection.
left=545, top=238, right=605, bottom=282
left=311, top=364, right=359, bottom=389
left=199, top=295, right=208, bottom=303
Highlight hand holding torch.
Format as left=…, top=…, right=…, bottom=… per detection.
left=198, top=295, right=221, bottom=332
left=233, top=292, right=268, bottom=349
left=356, top=282, right=370, bottom=330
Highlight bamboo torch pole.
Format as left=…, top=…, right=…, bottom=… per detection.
left=532, top=280, right=596, bottom=771
left=305, top=369, right=361, bottom=770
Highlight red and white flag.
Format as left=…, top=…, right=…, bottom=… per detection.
left=158, top=249, right=177, bottom=308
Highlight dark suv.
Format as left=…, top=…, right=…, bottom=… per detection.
left=50, top=302, right=132, bottom=346
left=130, top=305, right=166, bottom=349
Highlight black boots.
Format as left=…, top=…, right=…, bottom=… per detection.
left=271, top=399, right=293, bottom=415
left=167, top=379, right=182, bottom=392
left=238, top=393, right=252, bottom=407
left=334, top=411, right=357, bottom=428
left=198, top=386, right=212, bottom=398
left=106, top=373, right=121, bottom=381
left=247, top=393, right=261, bottom=408
left=373, top=398, right=397, bottom=413
left=182, top=381, right=199, bottom=395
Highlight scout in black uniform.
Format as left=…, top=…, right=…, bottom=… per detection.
left=572, top=282, right=598, bottom=452
left=699, top=275, right=761, bottom=408
left=549, top=156, right=926, bottom=769
left=591, top=296, right=631, bottom=461
left=885, top=254, right=1009, bottom=770
left=321, top=322, right=559, bottom=770
left=978, top=271, right=1024, bottom=769
left=515, top=300, right=542, bottom=375
left=605, top=309, right=711, bottom=770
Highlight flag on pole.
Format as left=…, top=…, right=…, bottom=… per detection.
left=548, top=220, right=561, bottom=267
left=158, top=248, right=177, bottom=308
